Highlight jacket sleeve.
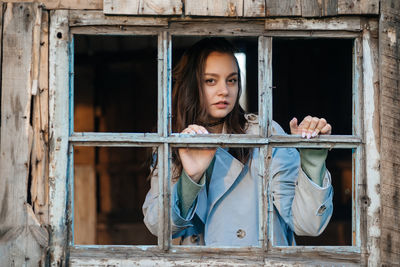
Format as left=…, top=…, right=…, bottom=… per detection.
left=270, top=121, right=333, bottom=237
left=142, top=161, right=204, bottom=236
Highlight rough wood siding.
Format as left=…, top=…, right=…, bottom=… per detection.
left=5, top=0, right=103, bottom=10
left=31, top=10, right=49, bottom=226
left=338, top=0, right=379, bottom=15
left=379, top=0, right=400, bottom=265
left=266, top=0, right=301, bottom=16
left=104, top=0, right=182, bottom=15
left=185, top=0, right=243, bottom=17
left=0, top=3, right=49, bottom=266
left=243, top=0, right=265, bottom=17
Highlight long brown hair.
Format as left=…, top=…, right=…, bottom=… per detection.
left=172, top=38, right=250, bottom=175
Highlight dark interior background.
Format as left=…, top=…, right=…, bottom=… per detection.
left=73, top=35, right=353, bottom=246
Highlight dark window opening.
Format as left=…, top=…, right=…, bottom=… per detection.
left=273, top=38, right=353, bottom=246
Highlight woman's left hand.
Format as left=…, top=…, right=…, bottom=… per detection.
left=289, top=116, right=332, bottom=139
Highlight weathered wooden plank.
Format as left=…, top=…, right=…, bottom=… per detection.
left=5, top=0, right=103, bottom=10
left=69, top=10, right=168, bottom=26
left=0, top=3, right=49, bottom=266
left=359, top=0, right=379, bottom=14
left=257, top=37, right=271, bottom=249
left=185, top=0, right=244, bottom=17
left=103, top=0, right=182, bottom=15
left=49, top=9, right=70, bottom=266
left=243, top=0, right=265, bottom=17
left=362, top=27, right=381, bottom=267
left=338, top=0, right=379, bottom=15
left=379, top=0, right=400, bottom=265
left=321, top=0, right=338, bottom=16
left=69, top=132, right=362, bottom=148
left=337, top=0, right=360, bottom=14
left=31, top=9, right=50, bottom=225
left=266, top=0, right=301, bottom=16
left=301, top=0, right=321, bottom=17
left=265, top=17, right=362, bottom=31
left=69, top=245, right=361, bottom=265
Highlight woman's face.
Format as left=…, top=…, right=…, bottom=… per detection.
left=202, top=52, right=239, bottom=122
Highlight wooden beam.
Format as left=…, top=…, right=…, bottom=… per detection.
left=0, top=3, right=49, bottom=266
left=185, top=0, right=244, bottom=17
left=362, top=26, right=381, bottom=266
left=69, top=245, right=361, bottom=265
left=69, top=132, right=362, bottom=148
left=103, top=0, right=182, bottom=15
left=5, top=0, right=103, bottom=10
left=69, top=10, right=168, bottom=26
left=265, top=17, right=362, bottom=31
left=48, top=9, right=70, bottom=266
left=379, top=0, right=400, bottom=265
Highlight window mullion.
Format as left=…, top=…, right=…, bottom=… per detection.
left=157, top=30, right=172, bottom=251
left=258, top=36, right=273, bottom=250
left=353, top=37, right=363, bottom=248
left=258, top=36, right=273, bottom=137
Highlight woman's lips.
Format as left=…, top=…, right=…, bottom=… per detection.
left=214, top=101, right=228, bottom=109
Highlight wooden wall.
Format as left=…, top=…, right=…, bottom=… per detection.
left=1, top=0, right=380, bottom=15
left=0, top=3, right=49, bottom=266
left=379, top=0, right=400, bottom=265
left=0, top=0, right=397, bottom=266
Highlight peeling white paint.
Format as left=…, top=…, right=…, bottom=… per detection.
left=48, top=10, right=70, bottom=267
left=387, top=28, right=397, bottom=46
left=362, top=30, right=381, bottom=267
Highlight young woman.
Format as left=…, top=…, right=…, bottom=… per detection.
left=143, top=38, right=333, bottom=246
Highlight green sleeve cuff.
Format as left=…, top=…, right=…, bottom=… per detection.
left=177, top=169, right=205, bottom=218
left=299, top=148, right=328, bottom=187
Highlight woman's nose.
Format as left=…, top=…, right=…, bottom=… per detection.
left=217, top=82, right=229, bottom=95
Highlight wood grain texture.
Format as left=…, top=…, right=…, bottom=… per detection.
left=5, top=0, right=103, bottom=9
left=48, top=9, right=70, bottom=266
left=266, top=0, right=301, bottom=16
left=338, top=0, right=378, bottom=15
left=362, top=28, right=381, bottom=267
left=0, top=3, right=49, bottom=266
left=379, top=0, right=400, bottom=265
left=185, top=0, right=243, bottom=17
left=321, top=0, right=337, bottom=16
left=104, top=0, right=182, bottom=15
left=69, top=10, right=168, bottom=26
left=301, top=0, right=321, bottom=17
left=337, top=0, right=360, bottom=14
left=243, top=0, right=265, bottom=17
left=265, top=17, right=362, bottom=31
left=31, top=9, right=49, bottom=226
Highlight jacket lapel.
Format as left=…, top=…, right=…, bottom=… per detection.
left=206, top=148, right=247, bottom=217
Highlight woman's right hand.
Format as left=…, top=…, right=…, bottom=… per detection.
left=179, top=125, right=216, bottom=183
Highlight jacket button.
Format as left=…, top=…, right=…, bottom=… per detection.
left=190, top=234, right=199, bottom=243
left=236, top=229, right=246, bottom=239
left=317, top=205, right=327, bottom=215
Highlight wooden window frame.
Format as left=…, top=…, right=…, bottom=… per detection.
left=48, top=10, right=379, bottom=265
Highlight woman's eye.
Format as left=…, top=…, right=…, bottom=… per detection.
left=205, top=79, right=216, bottom=85
left=227, top=78, right=237, bottom=85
